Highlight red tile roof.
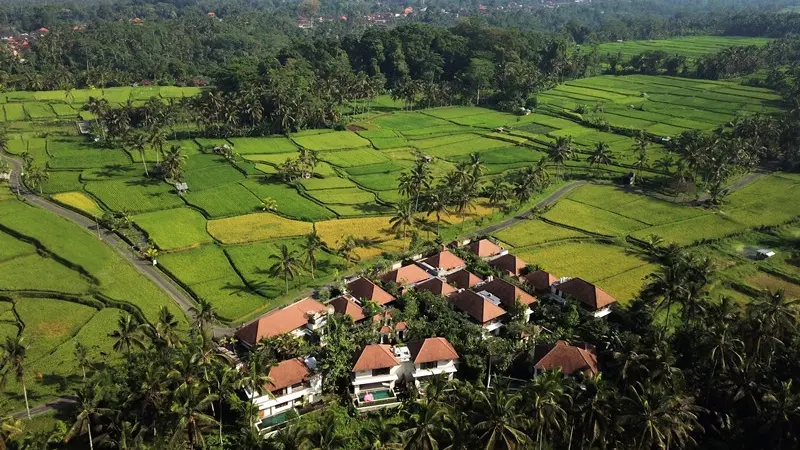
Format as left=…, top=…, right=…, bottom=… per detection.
left=446, top=269, right=483, bottom=289
left=381, top=264, right=431, bottom=286
left=523, top=270, right=558, bottom=292
left=534, top=340, right=598, bottom=376
left=558, top=278, right=616, bottom=311
left=264, top=358, right=312, bottom=392
left=330, top=295, right=366, bottom=322
left=415, top=278, right=457, bottom=296
left=469, top=239, right=503, bottom=257
left=449, top=290, right=506, bottom=324
left=478, top=278, right=536, bottom=307
left=235, top=298, right=328, bottom=345
left=347, top=277, right=396, bottom=306
left=352, top=345, right=400, bottom=372
left=395, top=321, right=407, bottom=331
left=406, top=337, right=459, bottom=364
left=423, top=250, right=465, bottom=271
left=489, top=254, right=527, bottom=276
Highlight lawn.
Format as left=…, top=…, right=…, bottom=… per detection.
left=134, top=207, right=212, bottom=250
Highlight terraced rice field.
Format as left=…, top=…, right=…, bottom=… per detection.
left=594, top=35, right=771, bottom=61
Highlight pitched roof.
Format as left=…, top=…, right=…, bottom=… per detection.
left=469, top=239, right=503, bottom=257
left=534, top=340, right=598, bottom=376
left=395, top=321, right=407, bottom=331
left=446, top=269, right=483, bottom=289
left=478, top=278, right=536, bottom=307
left=422, top=250, right=465, bottom=271
left=558, top=278, right=617, bottom=311
left=264, top=358, right=312, bottom=392
left=352, top=345, right=400, bottom=372
left=489, top=254, right=527, bottom=276
left=406, top=337, right=459, bottom=364
left=347, top=277, right=396, bottom=306
left=449, top=290, right=506, bottom=324
left=381, top=264, right=431, bottom=286
left=330, top=295, right=366, bottom=322
left=523, top=270, right=558, bottom=292
left=415, top=278, right=457, bottom=296
left=235, top=298, right=328, bottom=345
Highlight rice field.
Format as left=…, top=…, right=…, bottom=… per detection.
left=595, top=36, right=771, bottom=61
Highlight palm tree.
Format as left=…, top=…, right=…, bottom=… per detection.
left=523, top=370, right=569, bottom=448
left=633, top=146, right=649, bottom=181
left=65, top=386, right=114, bottom=450
left=261, top=197, right=278, bottom=212
left=586, top=142, right=614, bottom=175
left=363, top=416, right=400, bottom=450
left=269, top=244, right=302, bottom=294
left=401, top=400, right=451, bottom=450
left=548, top=136, right=575, bottom=179
left=485, top=179, right=511, bottom=212
left=154, top=306, right=181, bottom=349
left=0, top=410, right=23, bottom=449
left=0, top=336, right=31, bottom=421
left=338, top=235, right=360, bottom=268
left=130, top=132, right=150, bottom=177
left=390, top=201, right=416, bottom=251
left=642, top=257, right=689, bottom=331
left=170, top=381, right=218, bottom=449
left=301, top=230, right=324, bottom=280
left=299, top=412, right=346, bottom=450
left=23, top=166, right=49, bottom=195
left=472, top=387, right=532, bottom=450
left=620, top=384, right=704, bottom=450
left=747, top=289, right=799, bottom=362
left=147, top=127, right=167, bottom=164
left=424, top=188, right=450, bottom=236
left=189, top=298, right=218, bottom=333
left=108, top=314, right=147, bottom=354
left=236, top=350, right=274, bottom=427
left=467, top=152, right=486, bottom=180
left=74, top=342, right=92, bottom=380
left=160, top=145, right=186, bottom=181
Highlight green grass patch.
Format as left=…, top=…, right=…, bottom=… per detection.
left=183, top=182, right=263, bottom=218
left=134, top=208, right=212, bottom=250
left=23, top=103, right=56, bottom=119
left=318, top=148, right=391, bottom=168
left=544, top=199, right=649, bottom=236
left=240, top=180, right=336, bottom=221
left=85, top=178, right=184, bottom=214
left=228, top=137, right=298, bottom=154
left=292, top=131, right=370, bottom=151
left=493, top=219, right=589, bottom=248
left=300, top=177, right=358, bottom=190
left=0, top=254, right=91, bottom=293
left=307, top=188, right=376, bottom=205
left=182, top=156, right=244, bottom=191
left=39, top=171, right=84, bottom=194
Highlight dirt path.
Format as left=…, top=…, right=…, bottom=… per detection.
left=0, top=153, right=233, bottom=337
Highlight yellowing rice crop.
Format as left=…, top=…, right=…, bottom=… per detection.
left=52, top=192, right=104, bottom=216
left=207, top=213, right=312, bottom=244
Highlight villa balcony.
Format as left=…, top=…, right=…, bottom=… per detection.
left=351, top=387, right=402, bottom=412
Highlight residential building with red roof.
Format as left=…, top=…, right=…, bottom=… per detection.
left=449, top=289, right=507, bottom=334
left=534, top=340, right=598, bottom=376
left=405, top=337, right=459, bottom=383
left=446, top=269, right=483, bottom=289
left=347, top=276, right=396, bottom=307
left=474, top=278, right=536, bottom=322
left=247, top=357, right=323, bottom=428
left=488, top=253, right=527, bottom=277
left=420, top=249, right=466, bottom=276
left=235, top=297, right=330, bottom=346
left=468, top=238, right=505, bottom=259
left=553, top=278, right=616, bottom=318
left=330, top=295, right=367, bottom=322
left=523, top=270, right=559, bottom=293
left=414, top=277, right=457, bottom=297
left=381, top=264, right=432, bottom=287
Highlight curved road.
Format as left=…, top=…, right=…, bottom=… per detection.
left=0, top=152, right=233, bottom=338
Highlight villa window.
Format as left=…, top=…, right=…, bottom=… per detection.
left=373, top=367, right=391, bottom=376
left=421, top=361, right=438, bottom=370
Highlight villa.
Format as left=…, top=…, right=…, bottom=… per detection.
left=249, top=357, right=323, bottom=432
left=347, top=276, right=396, bottom=308
left=488, top=254, right=527, bottom=277
left=449, top=289, right=507, bottom=334
left=445, top=269, right=483, bottom=289
left=552, top=278, right=617, bottom=318
left=235, top=297, right=330, bottom=347
left=414, top=277, right=458, bottom=297
left=420, top=249, right=466, bottom=276
left=475, top=278, right=536, bottom=322
left=467, top=238, right=505, bottom=259
left=381, top=264, right=432, bottom=287
left=533, top=341, right=599, bottom=376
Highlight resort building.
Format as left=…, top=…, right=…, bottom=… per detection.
left=522, top=270, right=559, bottom=294
left=249, top=357, right=323, bottom=430
left=533, top=341, right=599, bottom=377
left=420, top=249, right=466, bottom=276
left=347, top=276, right=396, bottom=308
left=488, top=253, right=527, bottom=277
left=414, top=277, right=458, bottom=297
left=449, top=289, right=507, bottom=334
left=329, top=295, right=367, bottom=322
left=475, top=278, right=536, bottom=322
left=446, top=269, right=483, bottom=289
left=467, top=238, right=505, bottom=259
left=552, top=278, right=617, bottom=318
left=381, top=264, right=432, bottom=287
left=235, top=298, right=330, bottom=347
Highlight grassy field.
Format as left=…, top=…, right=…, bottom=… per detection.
left=594, top=36, right=771, bottom=61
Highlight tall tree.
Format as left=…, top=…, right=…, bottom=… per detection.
left=0, top=336, right=31, bottom=420
left=269, top=244, right=303, bottom=294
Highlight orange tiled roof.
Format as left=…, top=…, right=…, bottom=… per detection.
left=446, top=269, right=483, bottom=289
left=558, top=278, right=616, bottom=311
left=352, top=345, right=400, bottom=372
left=534, top=340, right=598, bottom=376
left=423, top=250, right=465, bottom=271
left=406, top=337, right=459, bottom=364
left=348, top=277, right=396, bottom=306
left=478, top=278, right=536, bottom=307
left=523, top=270, right=558, bottom=292
left=449, top=290, right=506, bottom=324
left=381, top=264, right=431, bottom=286
left=415, top=278, right=457, bottom=296
left=330, top=295, right=366, bottom=322
left=468, top=239, right=502, bottom=257
left=488, top=254, right=527, bottom=276
left=235, top=298, right=327, bottom=345
left=264, top=358, right=312, bottom=392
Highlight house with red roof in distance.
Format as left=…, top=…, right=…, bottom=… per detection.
left=533, top=341, right=598, bottom=376
left=449, top=289, right=507, bottom=335
left=329, top=295, right=367, bottom=323
left=474, top=278, right=536, bottom=322
left=347, top=276, right=396, bottom=308
left=248, top=357, right=323, bottom=431
left=235, top=297, right=331, bottom=347
left=420, top=249, right=466, bottom=276
left=522, top=270, right=559, bottom=294
left=553, top=278, right=617, bottom=318
left=467, top=238, right=506, bottom=260
left=446, top=269, right=483, bottom=289
left=351, top=337, right=459, bottom=408
left=379, top=320, right=408, bottom=344
left=381, top=263, right=432, bottom=288
left=488, top=253, right=527, bottom=277
left=414, top=277, right=457, bottom=297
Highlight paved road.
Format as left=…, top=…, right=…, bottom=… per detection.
left=11, top=396, right=76, bottom=420
left=0, top=153, right=233, bottom=337
left=465, top=181, right=587, bottom=239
